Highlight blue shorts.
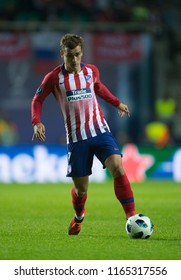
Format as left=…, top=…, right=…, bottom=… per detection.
left=66, top=132, right=122, bottom=177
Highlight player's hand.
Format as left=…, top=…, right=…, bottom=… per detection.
left=32, top=122, right=46, bottom=142
left=117, top=103, right=130, bottom=117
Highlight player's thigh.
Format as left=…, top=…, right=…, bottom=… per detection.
left=66, top=141, right=93, bottom=177
left=105, top=154, right=124, bottom=177
left=92, top=132, right=122, bottom=166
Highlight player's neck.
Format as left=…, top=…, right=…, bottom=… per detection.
left=65, top=64, right=81, bottom=74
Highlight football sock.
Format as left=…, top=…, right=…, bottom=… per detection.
left=71, top=187, right=87, bottom=219
left=114, top=173, right=136, bottom=219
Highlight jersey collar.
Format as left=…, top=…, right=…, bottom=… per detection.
left=61, top=63, right=84, bottom=73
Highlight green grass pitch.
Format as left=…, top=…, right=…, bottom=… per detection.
left=0, top=180, right=180, bottom=260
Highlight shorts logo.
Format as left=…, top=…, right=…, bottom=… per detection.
left=36, top=86, right=42, bottom=96
left=66, top=88, right=92, bottom=102
left=67, top=164, right=72, bottom=174
left=68, top=152, right=71, bottom=161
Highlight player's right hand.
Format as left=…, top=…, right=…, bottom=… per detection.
left=32, top=122, right=46, bottom=142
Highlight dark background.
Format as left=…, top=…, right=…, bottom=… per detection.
left=0, top=0, right=180, bottom=146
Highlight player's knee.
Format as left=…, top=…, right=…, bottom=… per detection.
left=74, top=185, right=87, bottom=197
left=76, top=190, right=87, bottom=197
left=111, top=164, right=124, bottom=178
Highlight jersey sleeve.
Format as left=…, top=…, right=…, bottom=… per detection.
left=93, top=65, right=121, bottom=108
left=31, top=71, right=54, bottom=126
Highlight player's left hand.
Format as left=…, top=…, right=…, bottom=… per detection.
left=117, top=103, right=130, bottom=117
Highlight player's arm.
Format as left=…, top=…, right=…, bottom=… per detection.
left=31, top=72, right=53, bottom=142
left=93, top=65, right=130, bottom=117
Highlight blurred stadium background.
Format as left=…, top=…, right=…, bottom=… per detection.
left=0, top=0, right=181, bottom=183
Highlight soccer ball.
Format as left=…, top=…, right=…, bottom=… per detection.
left=125, top=214, right=154, bottom=239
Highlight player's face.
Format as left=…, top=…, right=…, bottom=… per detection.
left=61, top=45, right=83, bottom=74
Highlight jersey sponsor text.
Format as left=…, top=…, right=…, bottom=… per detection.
left=66, top=88, right=92, bottom=102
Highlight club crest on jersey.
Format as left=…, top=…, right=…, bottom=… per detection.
left=66, top=88, right=92, bottom=102
left=36, top=86, right=42, bottom=96
left=85, top=74, right=93, bottom=84
left=85, top=74, right=91, bottom=80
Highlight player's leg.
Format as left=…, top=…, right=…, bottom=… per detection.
left=68, top=176, right=89, bottom=235
left=92, top=132, right=136, bottom=219
left=67, top=140, right=93, bottom=235
left=71, top=176, right=88, bottom=220
left=105, top=154, right=136, bottom=219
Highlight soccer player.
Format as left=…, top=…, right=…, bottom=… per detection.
left=31, top=34, right=136, bottom=235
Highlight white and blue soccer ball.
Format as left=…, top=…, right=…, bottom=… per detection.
left=125, top=214, right=154, bottom=239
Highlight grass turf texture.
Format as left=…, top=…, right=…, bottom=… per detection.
left=0, top=181, right=180, bottom=260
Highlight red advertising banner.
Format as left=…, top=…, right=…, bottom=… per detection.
left=92, top=33, right=143, bottom=62
left=0, top=33, right=30, bottom=59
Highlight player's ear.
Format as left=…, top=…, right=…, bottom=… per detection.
left=60, top=50, right=64, bottom=57
left=80, top=50, right=83, bottom=59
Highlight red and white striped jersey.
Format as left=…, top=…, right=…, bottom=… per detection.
left=31, top=63, right=121, bottom=143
